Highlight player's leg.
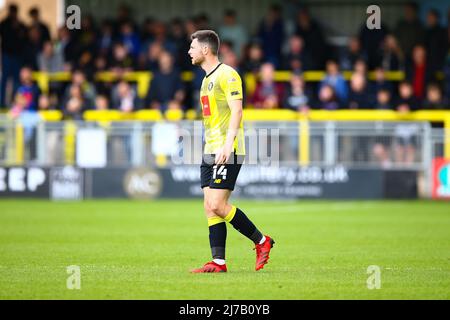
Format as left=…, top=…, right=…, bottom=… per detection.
left=191, top=157, right=228, bottom=273
left=207, top=187, right=275, bottom=271
left=207, top=188, right=264, bottom=243
left=203, top=187, right=227, bottom=266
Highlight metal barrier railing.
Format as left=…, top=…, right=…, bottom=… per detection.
left=0, top=119, right=433, bottom=169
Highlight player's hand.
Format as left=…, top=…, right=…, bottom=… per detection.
left=215, top=145, right=232, bottom=165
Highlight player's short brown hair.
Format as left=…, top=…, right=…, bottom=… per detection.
left=191, top=30, right=220, bottom=56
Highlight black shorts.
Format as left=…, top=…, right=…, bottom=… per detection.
left=200, top=153, right=244, bottom=190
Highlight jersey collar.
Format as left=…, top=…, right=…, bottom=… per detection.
left=205, top=63, right=223, bottom=78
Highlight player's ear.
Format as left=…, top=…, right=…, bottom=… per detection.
left=202, top=45, right=209, bottom=55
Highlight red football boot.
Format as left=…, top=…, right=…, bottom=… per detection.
left=254, top=236, right=275, bottom=271
left=190, top=261, right=227, bottom=273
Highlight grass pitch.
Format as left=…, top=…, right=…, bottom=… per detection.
left=0, top=199, right=449, bottom=299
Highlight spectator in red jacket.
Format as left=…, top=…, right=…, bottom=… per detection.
left=250, top=62, right=284, bottom=109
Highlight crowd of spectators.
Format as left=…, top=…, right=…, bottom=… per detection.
left=1, top=1, right=450, bottom=121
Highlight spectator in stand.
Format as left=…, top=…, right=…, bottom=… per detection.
left=219, top=9, right=248, bottom=59
left=218, top=40, right=234, bottom=60
left=97, top=19, right=115, bottom=58
left=423, top=83, right=448, bottom=110
left=111, top=80, right=141, bottom=112
left=75, top=15, right=98, bottom=66
left=113, top=4, right=134, bottom=35
left=374, top=88, right=393, bottom=110
left=9, top=90, right=41, bottom=161
left=120, top=21, right=141, bottom=59
left=169, top=18, right=191, bottom=70
left=353, top=59, right=368, bottom=77
left=340, top=36, right=367, bottom=71
left=28, top=7, right=51, bottom=49
left=359, top=13, right=388, bottom=69
left=110, top=42, right=135, bottom=74
left=257, top=4, right=285, bottom=67
left=140, top=17, right=155, bottom=45
left=141, top=41, right=164, bottom=71
left=63, top=84, right=89, bottom=120
left=241, top=42, right=264, bottom=74
left=394, top=2, right=425, bottom=60
left=63, top=70, right=97, bottom=106
left=250, top=62, right=284, bottom=109
left=315, top=84, right=340, bottom=110
left=283, top=73, right=311, bottom=112
left=148, top=21, right=177, bottom=57
left=320, top=60, right=348, bottom=103
left=195, top=13, right=210, bottom=30
left=425, top=9, right=448, bottom=77
left=23, top=25, right=43, bottom=71
left=282, top=35, right=312, bottom=72
left=396, top=81, right=419, bottom=111
left=38, top=94, right=57, bottom=111
left=394, top=81, right=419, bottom=164
left=55, top=26, right=77, bottom=68
left=146, top=51, right=184, bottom=111
left=444, top=48, right=450, bottom=100
left=95, top=95, right=110, bottom=110
left=16, top=67, right=41, bottom=112
left=295, top=7, right=327, bottom=70
left=38, top=41, right=65, bottom=73
left=221, top=46, right=240, bottom=72
left=370, top=67, right=394, bottom=97
left=348, top=72, right=372, bottom=109
left=406, top=45, right=431, bottom=100
left=0, top=4, right=28, bottom=107
left=379, top=34, right=405, bottom=71
left=9, top=92, right=28, bottom=119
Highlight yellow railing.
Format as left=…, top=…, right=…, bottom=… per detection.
left=33, top=70, right=418, bottom=99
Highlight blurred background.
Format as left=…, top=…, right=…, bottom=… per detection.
left=1, top=0, right=450, bottom=200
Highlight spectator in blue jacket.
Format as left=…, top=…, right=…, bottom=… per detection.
left=320, top=60, right=348, bottom=103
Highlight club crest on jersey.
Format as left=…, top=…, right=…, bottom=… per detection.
left=208, top=82, right=214, bottom=91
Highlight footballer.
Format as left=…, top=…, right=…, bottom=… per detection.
left=188, top=30, right=275, bottom=273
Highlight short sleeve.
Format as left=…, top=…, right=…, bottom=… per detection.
left=220, top=68, right=243, bottom=101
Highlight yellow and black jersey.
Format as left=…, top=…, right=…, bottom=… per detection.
left=200, top=63, right=245, bottom=155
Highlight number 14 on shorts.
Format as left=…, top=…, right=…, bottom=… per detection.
left=213, top=165, right=227, bottom=180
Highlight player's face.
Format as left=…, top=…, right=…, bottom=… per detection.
left=188, top=39, right=205, bottom=66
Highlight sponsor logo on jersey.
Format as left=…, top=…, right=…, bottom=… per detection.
left=201, top=95, right=211, bottom=116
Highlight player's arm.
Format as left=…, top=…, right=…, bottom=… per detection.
left=215, top=99, right=242, bottom=164
left=215, top=70, right=244, bottom=165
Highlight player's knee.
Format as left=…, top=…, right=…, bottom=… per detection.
left=203, top=200, right=212, bottom=213
left=208, top=200, right=226, bottom=217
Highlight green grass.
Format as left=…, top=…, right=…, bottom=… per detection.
left=0, top=199, right=449, bottom=299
